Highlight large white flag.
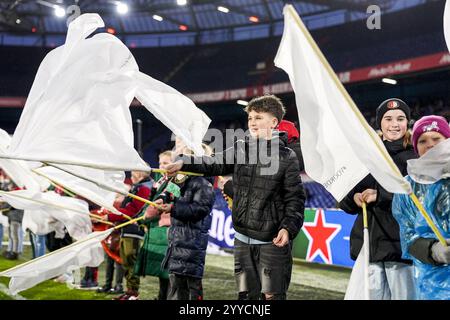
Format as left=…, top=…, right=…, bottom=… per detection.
left=0, top=229, right=112, bottom=294
left=8, top=14, right=148, bottom=171
left=0, top=129, right=48, bottom=192
left=445, top=0, right=450, bottom=52
left=274, top=5, right=411, bottom=201
left=0, top=190, right=92, bottom=240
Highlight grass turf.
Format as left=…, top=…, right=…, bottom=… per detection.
left=0, top=246, right=350, bottom=300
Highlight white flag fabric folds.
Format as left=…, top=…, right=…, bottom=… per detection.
left=445, top=0, right=450, bottom=52
left=8, top=14, right=148, bottom=171
left=34, top=164, right=125, bottom=216
left=407, top=138, right=450, bottom=184
left=0, top=229, right=112, bottom=294
left=344, top=244, right=370, bottom=300
left=7, top=13, right=210, bottom=169
left=0, top=129, right=48, bottom=192
left=135, top=72, right=211, bottom=157
left=274, top=5, right=411, bottom=201
left=0, top=189, right=92, bottom=240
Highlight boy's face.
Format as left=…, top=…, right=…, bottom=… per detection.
left=131, top=170, right=148, bottom=184
left=247, top=110, right=278, bottom=139
left=159, top=155, right=172, bottom=169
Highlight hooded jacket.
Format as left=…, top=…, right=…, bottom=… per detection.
left=181, top=131, right=305, bottom=242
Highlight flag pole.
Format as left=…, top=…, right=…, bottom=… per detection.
left=152, top=168, right=203, bottom=177
left=0, top=190, right=113, bottom=226
left=0, top=190, right=91, bottom=216
left=0, top=214, right=146, bottom=276
left=0, top=154, right=150, bottom=172
left=285, top=5, right=447, bottom=246
left=32, top=168, right=132, bottom=221
left=0, top=231, right=111, bottom=276
left=43, top=163, right=162, bottom=210
left=362, top=202, right=370, bottom=300
left=0, top=154, right=204, bottom=177
left=409, top=193, right=447, bottom=245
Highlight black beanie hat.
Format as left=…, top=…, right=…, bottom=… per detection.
left=375, top=98, right=411, bottom=129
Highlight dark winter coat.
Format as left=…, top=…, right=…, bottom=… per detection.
left=162, top=176, right=215, bottom=278
left=181, top=131, right=305, bottom=242
left=338, top=138, right=417, bottom=263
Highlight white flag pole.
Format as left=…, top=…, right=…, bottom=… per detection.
left=362, top=202, right=370, bottom=300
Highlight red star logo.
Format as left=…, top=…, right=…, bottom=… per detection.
left=302, top=209, right=341, bottom=264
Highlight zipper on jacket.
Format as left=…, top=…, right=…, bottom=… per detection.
left=244, top=164, right=257, bottom=229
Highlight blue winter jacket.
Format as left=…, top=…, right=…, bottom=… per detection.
left=162, top=176, right=215, bottom=278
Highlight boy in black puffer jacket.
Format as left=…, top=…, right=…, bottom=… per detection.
left=147, top=144, right=215, bottom=300
left=164, top=95, right=305, bottom=300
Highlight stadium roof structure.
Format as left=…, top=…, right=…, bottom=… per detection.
left=0, top=0, right=435, bottom=46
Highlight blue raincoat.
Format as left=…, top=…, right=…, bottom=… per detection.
left=392, top=176, right=450, bottom=300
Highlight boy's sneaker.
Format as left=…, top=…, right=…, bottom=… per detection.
left=96, top=285, right=112, bottom=293
left=4, top=252, right=19, bottom=260
left=110, top=285, right=124, bottom=294
left=113, top=290, right=139, bottom=300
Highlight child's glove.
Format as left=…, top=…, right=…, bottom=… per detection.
left=431, top=240, right=450, bottom=264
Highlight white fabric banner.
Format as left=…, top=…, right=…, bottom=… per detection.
left=274, top=5, right=411, bottom=201
left=7, top=13, right=210, bottom=170
left=34, top=165, right=124, bottom=215
left=0, top=229, right=112, bottom=294
left=0, top=129, right=48, bottom=192
left=0, top=190, right=92, bottom=240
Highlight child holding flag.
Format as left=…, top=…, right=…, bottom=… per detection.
left=339, top=98, right=417, bottom=300
left=392, top=115, right=450, bottom=300
left=163, top=95, right=305, bottom=300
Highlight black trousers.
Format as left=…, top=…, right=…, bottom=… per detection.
left=167, top=273, right=203, bottom=300
left=158, top=277, right=170, bottom=300
left=104, top=254, right=124, bottom=288
left=234, top=239, right=293, bottom=300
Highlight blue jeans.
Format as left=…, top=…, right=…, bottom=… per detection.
left=369, top=261, right=417, bottom=300
left=30, top=232, right=46, bottom=258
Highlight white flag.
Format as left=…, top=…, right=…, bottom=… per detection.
left=7, top=13, right=210, bottom=168
left=445, top=0, right=450, bottom=53
left=0, top=129, right=48, bottom=192
left=8, top=14, right=148, bottom=171
left=135, top=72, right=211, bottom=156
left=0, top=190, right=92, bottom=240
left=0, top=229, right=112, bottom=294
left=344, top=243, right=370, bottom=300
left=34, top=165, right=125, bottom=216
left=274, top=5, right=411, bottom=201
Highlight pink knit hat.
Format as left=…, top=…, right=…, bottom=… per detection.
left=411, top=115, right=450, bottom=153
